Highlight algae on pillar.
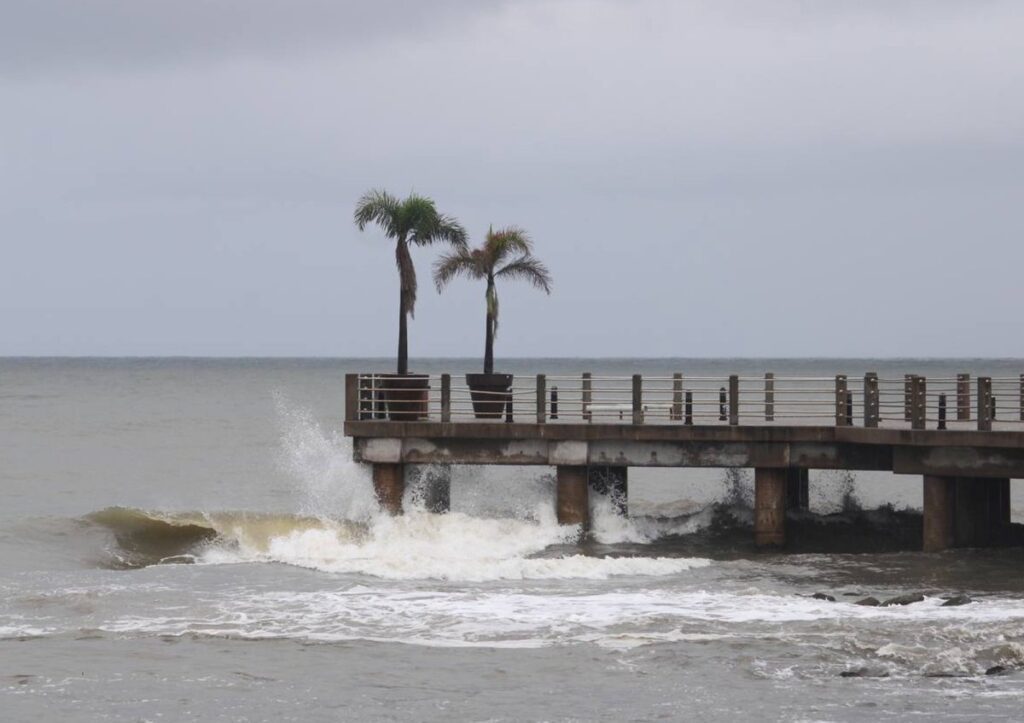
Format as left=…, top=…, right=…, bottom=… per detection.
left=922, top=475, right=955, bottom=552
left=556, top=466, right=589, bottom=528
left=373, top=463, right=405, bottom=515
left=754, top=468, right=786, bottom=547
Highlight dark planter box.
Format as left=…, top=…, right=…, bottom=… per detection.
left=466, top=373, right=513, bottom=420
left=378, top=374, right=430, bottom=421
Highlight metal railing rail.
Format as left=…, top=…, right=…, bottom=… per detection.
left=346, top=371, right=1024, bottom=430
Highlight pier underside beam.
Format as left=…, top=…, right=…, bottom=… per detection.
left=786, top=468, right=809, bottom=511
left=373, top=463, right=405, bottom=515
left=588, top=465, right=628, bottom=515
left=755, top=468, right=787, bottom=548
left=557, top=466, right=590, bottom=528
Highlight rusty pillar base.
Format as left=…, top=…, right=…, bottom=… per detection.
left=755, top=468, right=786, bottom=548
left=373, top=463, right=405, bottom=515
left=785, top=468, right=809, bottom=511
left=557, top=466, right=590, bottom=528
left=588, top=465, right=628, bottom=515
left=922, top=475, right=955, bottom=552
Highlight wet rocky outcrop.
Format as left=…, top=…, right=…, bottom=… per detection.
left=941, top=594, right=973, bottom=607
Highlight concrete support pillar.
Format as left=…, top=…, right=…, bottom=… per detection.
left=373, top=463, right=405, bottom=515
left=556, top=466, right=589, bottom=528
left=588, top=466, right=628, bottom=515
left=980, top=478, right=1011, bottom=545
left=922, top=475, right=955, bottom=552
left=924, top=476, right=1012, bottom=550
left=754, top=468, right=786, bottom=548
left=954, top=477, right=983, bottom=547
left=995, top=478, right=1012, bottom=527
left=949, top=477, right=1012, bottom=548
left=785, top=468, right=809, bottom=511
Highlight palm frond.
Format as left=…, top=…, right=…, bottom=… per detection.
left=410, top=211, right=467, bottom=249
left=485, top=226, right=532, bottom=268
left=494, top=255, right=553, bottom=294
left=397, top=194, right=436, bottom=238
left=353, top=188, right=400, bottom=237
left=432, top=250, right=484, bottom=292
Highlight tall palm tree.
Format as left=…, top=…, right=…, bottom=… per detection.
left=354, top=189, right=467, bottom=374
left=433, top=226, right=552, bottom=374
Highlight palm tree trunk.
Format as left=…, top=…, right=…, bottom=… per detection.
left=397, top=284, right=408, bottom=375
left=484, top=310, right=494, bottom=375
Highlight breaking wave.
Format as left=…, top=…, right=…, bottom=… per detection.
left=84, top=505, right=710, bottom=581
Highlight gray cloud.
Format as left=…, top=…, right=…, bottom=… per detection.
left=0, top=0, right=502, bottom=75
left=2, top=1, right=1023, bottom=357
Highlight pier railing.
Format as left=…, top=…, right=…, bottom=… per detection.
left=345, top=372, right=1024, bottom=431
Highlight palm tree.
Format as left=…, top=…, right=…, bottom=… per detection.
left=354, top=189, right=467, bottom=374
left=433, top=226, right=552, bottom=374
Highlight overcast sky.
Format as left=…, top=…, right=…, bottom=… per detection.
left=3, top=1, right=1023, bottom=358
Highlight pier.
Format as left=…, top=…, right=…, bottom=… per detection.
left=344, top=372, right=1024, bottom=551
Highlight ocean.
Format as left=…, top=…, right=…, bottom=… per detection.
left=1, top=357, right=1022, bottom=721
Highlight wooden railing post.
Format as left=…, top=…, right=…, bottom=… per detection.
left=904, top=374, right=913, bottom=421
left=372, top=374, right=386, bottom=420
left=536, top=374, right=546, bottom=423
left=938, top=393, right=947, bottom=430
left=835, top=375, right=848, bottom=427
left=764, top=373, right=774, bottom=422
left=672, top=373, right=683, bottom=421
left=632, top=374, right=643, bottom=425
left=582, top=372, right=592, bottom=422
left=911, top=375, right=926, bottom=430
left=550, top=386, right=559, bottom=420
left=978, top=377, right=992, bottom=431
left=1020, top=374, right=1024, bottom=422
left=728, top=375, right=739, bottom=426
left=684, top=391, right=693, bottom=425
left=440, top=373, right=451, bottom=423
left=957, top=373, right=971, bottom=420
left=863, top=372, right=879, bottom=428
left=345, top=374, right=359, bottom=421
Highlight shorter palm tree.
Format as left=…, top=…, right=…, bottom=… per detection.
left=433, top=226, right=552, bottom=374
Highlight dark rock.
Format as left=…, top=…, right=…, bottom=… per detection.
left=812, top=593, right=836, bottom=602
left=941, top=595, right=973, bottom=607
left=840, top=667, right=889, bottom=678
left=986, top=665, right=1007, bottom=676
left=854, top=596, right=880, bottom=606
left=881, top=593, right=925, bottom=607
left=842, top=592, right=861, bottom=597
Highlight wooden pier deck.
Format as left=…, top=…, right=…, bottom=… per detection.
left=343, top=372, right=1024, bottom=551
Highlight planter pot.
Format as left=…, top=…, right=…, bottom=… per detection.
left=377, top=374, right=430, bottom=421
left=466, top=373, right=513, bottom=420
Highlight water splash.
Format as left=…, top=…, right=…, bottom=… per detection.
left=274, top=393, right=378, bottom=522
